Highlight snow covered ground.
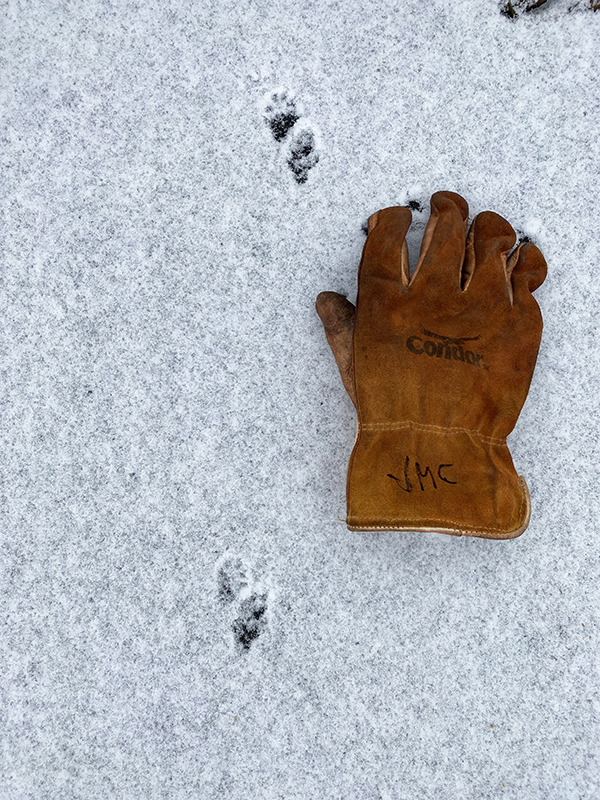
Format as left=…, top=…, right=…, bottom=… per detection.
left=2, top=0, right=600, bottom=797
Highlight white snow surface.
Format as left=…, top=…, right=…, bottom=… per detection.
left=1, top=0, right=600, bottom=798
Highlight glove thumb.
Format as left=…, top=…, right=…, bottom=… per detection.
left=315, top=291, right=357, bottom=407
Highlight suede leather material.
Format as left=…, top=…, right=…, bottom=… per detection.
left=317, top=191, right=546, bottom=539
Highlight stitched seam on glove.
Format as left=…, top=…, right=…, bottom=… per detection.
left=359, top=420, right=507, bottom=446
left=347, top=525, right=518, bottom=536
left=347, top=479, right=528, bottom=534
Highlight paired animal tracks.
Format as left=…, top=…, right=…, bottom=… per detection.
left=262, top=89, right=320, bottom=184
left=217, top=556, right=270, bottom=652
left=501, top=0, right=599, bottom=17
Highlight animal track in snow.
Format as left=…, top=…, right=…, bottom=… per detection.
left=262, top=88, right=321, bottom=184
left=500, top=0, right=599, bottom=17
left=501, top=0, right=549, bottom=15
left=263, top=90, right=300, bottom=142
left=216, top=554, right=271, bottom=652
left=217, top=556, right=249, bottom=603
left=515, top=229, right=533, bottom=245
left=285, top=124, right=320, bottom=184
left=232, top=593, right=269, bottom=651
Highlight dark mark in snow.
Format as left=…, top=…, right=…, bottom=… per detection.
left=264, top=91, right=300, bottom=142
left=287, top=127, right=320, bottom=184
left=217, top=557, right=249, bottom=603
left=233, top=593, right=268, bottom=651
left=263, top=88, right=320, bottom=184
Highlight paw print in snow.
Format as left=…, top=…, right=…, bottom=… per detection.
left=217, top=556, right=249, bottom=603
left=262, top=88, right=321, bottom=184
left=515, top=230, right=532, bottom=245
left=216, top=554, right=271, bottom=652
left=232, top=593, right=269, bottom=651
left=501, top=0, right=547, bottom=16
left=286, top=124, right=320, bottom=185
left=263, top=90, right=301, bottom=142
left=501, top=0, right=598, bottom=17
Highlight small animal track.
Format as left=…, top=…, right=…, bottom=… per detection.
left=501, top=0, right=598, bottom=16
left=501, top=0, right=548, bottom=15
left=262, top=88, right=321, bottom=184
left=263, top=90, right=300, bottom=142
left=286, top=125, right=320, bottom=184
left=217, top=557, right=249, bottom=603
left=232, top=593, right=269, bottom=651
left=515, top=230, right=532, bottom=244
left=216, top=555, right=271, bottom=652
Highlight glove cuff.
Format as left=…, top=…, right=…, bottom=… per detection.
left=346, top=422, right=530, bottom=538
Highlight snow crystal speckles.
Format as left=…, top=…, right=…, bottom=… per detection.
left=523, top=217, right=544, bottom=238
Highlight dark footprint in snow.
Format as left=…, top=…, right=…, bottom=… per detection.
left=217, top=557, right=249, bottom=603
left=286, top=124, right=320, bottom=184
left=515, top=229, right=532, bottom=244
left=263, top=90, right=300, bottom=142
left=499, top=0, right=598, bottom=16
left=232, top=593, right=269, bottom=651
left=262, top=88, right=320, bottom=184
left=216, top=555, right=270, bottom=652
left=501, top=0, right=548, bottom=16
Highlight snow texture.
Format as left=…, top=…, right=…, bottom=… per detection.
left=1, top=0, right=600, bottom=798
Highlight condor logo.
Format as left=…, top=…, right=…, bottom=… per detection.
left=407, top=329, right=486, bottom=368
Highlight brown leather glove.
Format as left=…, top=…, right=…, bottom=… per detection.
left=316, top=191, right=546, bottom=539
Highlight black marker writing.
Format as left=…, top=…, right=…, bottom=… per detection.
left=387, top=456, right=412, bottom=493
left=388, top=458, right=456, bottom=492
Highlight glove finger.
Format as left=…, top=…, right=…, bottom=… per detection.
left=410, top=191, right=469, bottom=293
left=360, top=206, right=412, bottom=286
left=356, top=207, right=412, bottom=328
left=315, top=291, right=357, bottom=407
left=509, top=242, right=547, bottom=306
left=463, top=211, right=516, bottom=301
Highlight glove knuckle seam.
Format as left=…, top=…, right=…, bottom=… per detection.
left=360, top=420, right=506, bottom=446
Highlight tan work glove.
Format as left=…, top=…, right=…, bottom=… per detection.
left=316, top=191, right=546, bottom=538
